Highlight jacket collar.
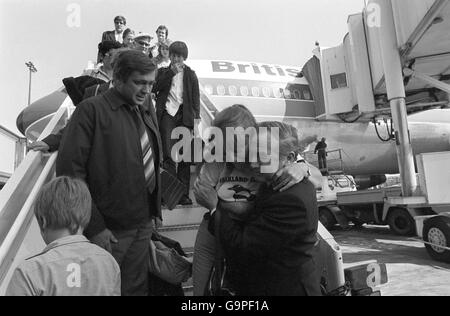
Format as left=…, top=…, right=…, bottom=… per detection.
left=104, top=87, right=153, bottom=114
left=42, top=235, right=90, bottom=254
left=104, top=87, right=130, bottom=111
left=168, top=63, right=192, bottom=73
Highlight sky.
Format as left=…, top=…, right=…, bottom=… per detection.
left=0, top=0, right=365, bottom=172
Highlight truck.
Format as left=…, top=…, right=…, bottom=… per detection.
left=314, top=151, right=450, bottom=264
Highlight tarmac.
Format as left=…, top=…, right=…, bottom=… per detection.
left=333, top=225, right=450, bottom=296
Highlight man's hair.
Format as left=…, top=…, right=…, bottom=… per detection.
left=98, top=40, right=123, bottom=58
left=110, top=47, right=131, bottom=70
left=34, top=177, right=91, bottom=234
left=212, top=104, right=258, bottom=160
left=258, top=121, right=300, bottom=158
left=114, top=15, right=126, bottom=25
left=113, top=50, right=157, bottom=82
left=156, top=25, right=169, bottom=37
left=122, top=28, right=134, bottom=39
left=213, top=104, right=257, bottom=133
left=169, top=41, right=188, bottom=60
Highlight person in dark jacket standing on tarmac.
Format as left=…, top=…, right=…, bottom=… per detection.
left=315, top=137, right=328, bottom=171
left=153, top=41, right=200, bottom=206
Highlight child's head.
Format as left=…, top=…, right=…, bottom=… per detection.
left=34, top=177, right=91, bottom=244
left=169, top=41, right=188, bottom=64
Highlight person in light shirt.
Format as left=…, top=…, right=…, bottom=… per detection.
left=6, top=177, right=121, bottom=296
left=133, top=32, right=154, bottom=58
left=92, top=40, right=123, bottom=82
left=152, top=40, right=172, bottom=69
left=153, top=41, right=200, bottom=206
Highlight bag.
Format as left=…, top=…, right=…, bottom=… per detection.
left=204, top=210, right=236, bottom=296
left=148, top=231, right=192, bottom=285
left=205, top=258, right=236, bottom=296
left=160, top=168, right=186, bottom=210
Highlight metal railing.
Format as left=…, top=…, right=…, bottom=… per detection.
left=0, top=98, right=70, bottom=292
left=199, top=84, right=216, bottom=128
left=304, top=148, right=345, bottom=174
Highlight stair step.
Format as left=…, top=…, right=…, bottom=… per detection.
left=158, top=224, right=201, bottom=233
left=159, top=228, right=199, bottom=249
left=162, top=205, right=206, bottom=227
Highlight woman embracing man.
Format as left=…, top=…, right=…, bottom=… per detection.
left=193, top=104, right=322, bottom=296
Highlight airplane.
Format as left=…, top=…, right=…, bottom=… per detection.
left=15, top=59, right=450, bottom=190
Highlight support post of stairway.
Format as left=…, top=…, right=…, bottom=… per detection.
left=376, top=0, right=417, bottom=196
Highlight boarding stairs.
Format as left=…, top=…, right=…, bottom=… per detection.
left=0, top=84, right=218, bottom=295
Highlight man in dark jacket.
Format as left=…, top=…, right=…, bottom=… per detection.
left=56, top=50, right=163, bottom=296
left=97, top=15, right=126, bottom=62
left=153, top=41, right=200, bottom=205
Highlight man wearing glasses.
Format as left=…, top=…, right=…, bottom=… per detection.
left=98, top=16, right=127, bottom=62
left=133, top=32, right=154, bottom=58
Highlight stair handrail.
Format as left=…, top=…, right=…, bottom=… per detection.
left=0, top=125, right=28, bottom=170
left=199, top=84, right=216, bottom=128
left=0, top=97, right=71, bottom=288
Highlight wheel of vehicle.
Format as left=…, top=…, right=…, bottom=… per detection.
left=319, top=207, right=337, bottom=231
left=387, top=208, right=415, bottom=236
left=423, top=217, right=450, bottom=263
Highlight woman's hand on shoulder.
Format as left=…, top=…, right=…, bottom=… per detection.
left=271, top=162, right=310, bottom=192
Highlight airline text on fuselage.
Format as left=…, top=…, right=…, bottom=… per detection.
left=211, top=61, right=301, bottom=78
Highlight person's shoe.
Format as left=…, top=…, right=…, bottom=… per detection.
left=178, top=195, right=193, bottom=206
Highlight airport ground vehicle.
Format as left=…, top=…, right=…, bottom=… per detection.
left=314, top=151, right=450, bottom=263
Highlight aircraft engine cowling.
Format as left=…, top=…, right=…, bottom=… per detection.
left=354, top=175, right=387, bottom=190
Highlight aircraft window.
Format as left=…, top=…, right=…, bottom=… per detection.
left=293, top=90, right=301, bottom=99
left=252, top=87, right=260, bottom=97
left=273, top=87, right=282, bottom=98
left=284, top=89, right=291, bottom=99
left=331, top=73, right=348, bottom=89
left=204, top=84, right=214, bottom=95
left=240, top=86, right=249, bottom=96
left=262, top=87, right=271, bottom=98
left=229, top=85, right=238, bottom=96
left=217, top=85, right=226, bottom=96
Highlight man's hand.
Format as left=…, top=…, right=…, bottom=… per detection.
left=154, top=218, right=163, bottom=229
left=28, top=141, right=50, bottom=152
left=272, top=162, right=309, bottom=192
left=171, top=63, right=184, bottom=74
left=90, top=229, right=118, bottom=254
